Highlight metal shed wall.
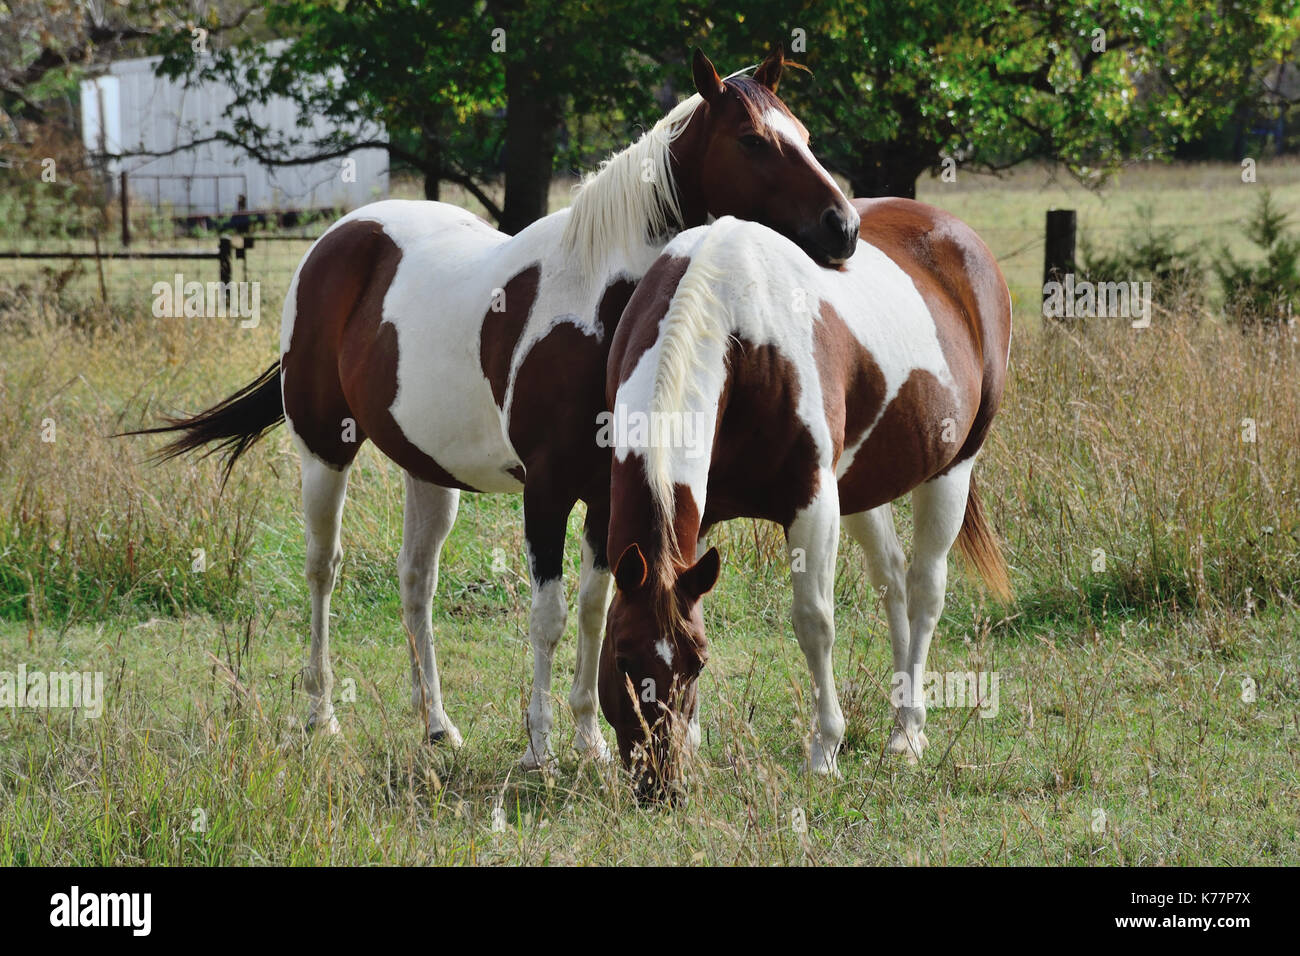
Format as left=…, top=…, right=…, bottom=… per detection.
left=82, top=46, right=388, bottom=215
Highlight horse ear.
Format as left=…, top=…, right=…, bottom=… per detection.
left=677, top=547, right=720, bottom=603
left=753, top=44, right=785, bottom=93
left=692, top=48, right=725, bottom=104
left=614, top=543, right=649, bottom=592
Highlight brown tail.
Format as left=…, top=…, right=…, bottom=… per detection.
left=954, top=473, right=1012, bottom=602
left=122, top=361, right=284, bottom=487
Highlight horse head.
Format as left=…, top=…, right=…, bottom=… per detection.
left=597, top=540, right=720, bottom=802
left=674, top=47, right=859, bottom=265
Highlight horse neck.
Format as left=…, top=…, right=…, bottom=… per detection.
left=609, top=451, right=705, bottom=582
left=560, top=95, right=703, bottom=280
left=665, top=122, right=711, bottom=231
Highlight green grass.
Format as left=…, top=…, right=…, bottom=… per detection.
left=1, top=561, right=1295, bottom=864
left=1, top=162, right=1299, bottom=865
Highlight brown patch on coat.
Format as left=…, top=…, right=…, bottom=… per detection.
left=811, top=297, right=968, bottom=513
left=596, top=277, right=637, bottom=342
left=507, top=277, right=638, bottom=510
left=479, top=264, right=541, bottom=408
left=853, top=197, right=1011, bottom=468
left=605, top=257, right=691, bottom=407
left=812, top=300, right=887, bottom=462
left=836, top=368, right=961, bottom=515
left=281, top=219, right=478, bottom=489
left=698, top=339, right=820, bottom=531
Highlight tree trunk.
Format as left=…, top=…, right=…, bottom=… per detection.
left=499, top=58, right=562, bottom=235
left=426, top=128, right=447, bottom=202
left=420, top=123, right=441, bottom=201
left=844, top=147, right=929, bottom=200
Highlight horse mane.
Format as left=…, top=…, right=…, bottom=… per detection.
left=561, top=93, right=701, bottom=278
left=561, top=69, right=792, bottom=280
left=641, top=223, right=735, bottom=634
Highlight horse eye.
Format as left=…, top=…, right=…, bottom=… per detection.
left=739, top=133, right=767, bottom=150
left=616, top=655, right=631, bottom=672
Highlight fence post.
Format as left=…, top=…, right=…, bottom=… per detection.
left=218, top=236, right=232, bottom=286
left=120, top=171, right=130, bottom=247
left=1043, top=209, right=1076, bottom=287
left=218, top=235, right=233, bottom=313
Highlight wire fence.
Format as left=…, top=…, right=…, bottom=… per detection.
left=0, top=232, right=317, bottom=312
left=0, top=209, right=1268, bottom=314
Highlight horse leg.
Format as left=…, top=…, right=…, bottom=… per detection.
left=841, top=505, right=913, bottom=755
left=300, top=453, right=351, bottom=733
left=399, top=474, right=462, bottom=746
left=569, top=506, right=613, bottom=761
left=898, top=458, right=974, bottom=763
left=786, top=473, right=846, bottom=776
left=686, top=530, right=708, bottom=755
left=518, top=483, right=574, bottom=770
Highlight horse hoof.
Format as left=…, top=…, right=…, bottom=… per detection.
left=425, top=724, right=464, bottom=748
left=517, top=749, right=557, bottom=772
left=804, top=756, right=843, bottom=779
left=577, top=740, right=614, bottom=765
left=887, top=730, right=927, bottom=763
left=305, top=715, right=340, bottom=735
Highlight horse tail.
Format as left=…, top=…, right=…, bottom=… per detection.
left=123, top=361, right=284, bottom=488
left=954, top=472, right=1012, bottom=602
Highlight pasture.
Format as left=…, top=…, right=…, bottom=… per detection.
left=0, top=163, right=1298, bottom=865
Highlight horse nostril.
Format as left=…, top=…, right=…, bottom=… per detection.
left=819, top=207, right=858, bottom=261
left=821, top=207, right=845, bottom=235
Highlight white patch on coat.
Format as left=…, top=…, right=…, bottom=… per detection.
left=762, top=108, right=841, bottom=194
left=275, top=87, right=698, bottom=495
left=655, top=639, right=674, bottom=666
left=613, top=216, right=957, bottom=534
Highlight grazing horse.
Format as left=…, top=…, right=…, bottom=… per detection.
left=599, top=202, right=1013, bottom=797
left=131, top=48, right=859, bottom=769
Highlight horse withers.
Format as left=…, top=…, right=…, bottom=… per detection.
left=129, top=48, right=858, bottom=769
left=599, top=201, right=1013, bottom=799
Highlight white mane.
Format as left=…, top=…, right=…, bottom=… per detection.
left=643, top=224, right=733, bottom=553
left=561, top=93, right=702, bottom=278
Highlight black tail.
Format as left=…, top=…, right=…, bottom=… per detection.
left=124, top=361, right=285, bottom=487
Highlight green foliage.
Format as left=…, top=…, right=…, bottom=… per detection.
left=151, top=1, right=687, bottom=217
left=1079, top=210, right=1205, bottom=310
left=1215, top=189, right=1300, bottom=327
left=699, top=0, right=1300, bottom=195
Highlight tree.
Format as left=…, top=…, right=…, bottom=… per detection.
left=695, top=0, right=1300, bottom=197
left=0, top=0, right=250, bottom=234
left=152, top=0, right=680, bottom=231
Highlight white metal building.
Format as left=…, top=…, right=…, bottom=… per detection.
left=80, top=43, right=389, bottom=216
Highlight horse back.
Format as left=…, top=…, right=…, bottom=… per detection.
left=852, top=197, right=1011, bottom=468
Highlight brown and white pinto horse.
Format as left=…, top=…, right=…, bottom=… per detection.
left=131, top=49, right=858, bottom=769
left=599, top=201, right=1013, bottom=797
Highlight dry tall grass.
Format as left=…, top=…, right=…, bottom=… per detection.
left=3, top=275, right=1297, bottom=634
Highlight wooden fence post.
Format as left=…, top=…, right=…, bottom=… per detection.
left=120, top=171, right=130, bottom=248
left=218, top=236, right=232, bottom=286
left=218, top=235, right=233, bottom=312
left=1043, top=209, right=1077, bottom=286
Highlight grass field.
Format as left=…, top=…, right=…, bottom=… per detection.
left=0, top=163, right=1298, bottom=865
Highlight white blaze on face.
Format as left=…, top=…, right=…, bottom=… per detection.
left=762, top=108, right=842, bottom=196
left=655, top=638, right=674, bottom=666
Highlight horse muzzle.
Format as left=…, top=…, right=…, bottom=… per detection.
left=798, top=205, right=860, bottom=266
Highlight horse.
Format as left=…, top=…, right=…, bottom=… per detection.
left=598, top=202, right=1013, bottom=798
left=129, top=48, right=859, bottom=770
